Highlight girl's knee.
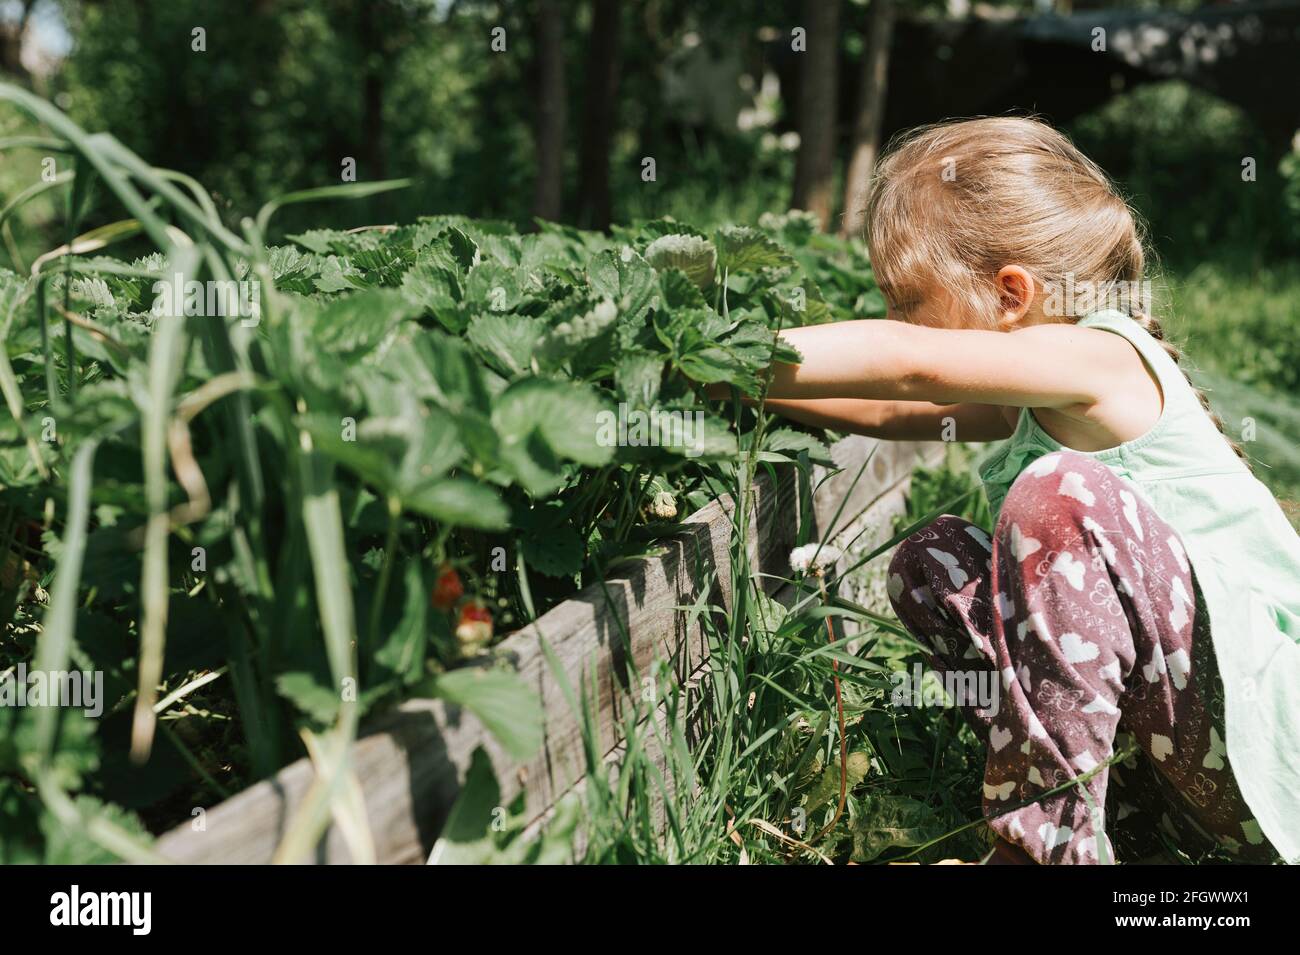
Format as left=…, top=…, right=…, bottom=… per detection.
left=889, top=514, right=987, bottom=579
left=888, top=515, right=990, bottom=620
left=998, top=450, right=1118, bottom=540
left=887, top=535, right=926, bottom=598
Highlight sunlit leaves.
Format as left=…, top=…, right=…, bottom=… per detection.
left=587, top=246, right=660, bottom=342
left=535, top=297, right=618, bottom=370
left=644, top=233, right=717, bottom=290
left=404, top=478, right=509, bottom=530
left=715, top=225, right=795, bottom=274
left=493, top=376, right=614, bottom=496
left=433, top=672, right=543, bottom=761
left=311, top=288, right=417, bottom=360
left=466, top=313, right=544, bottom=377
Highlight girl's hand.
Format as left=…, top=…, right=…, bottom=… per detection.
left=760, top=398, right=1014, bottom=442
left=705, top=365, right=1014, bottom=442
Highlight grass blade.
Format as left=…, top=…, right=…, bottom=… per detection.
left=129, top=245, right=198, bottom=762
left=254, top=179, right=412, bottom=237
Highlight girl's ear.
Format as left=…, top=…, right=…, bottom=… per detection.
left=995, top=265, right=1037, bottom=330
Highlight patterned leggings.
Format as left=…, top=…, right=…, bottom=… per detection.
left=887, top=451, right=1275, bottom=864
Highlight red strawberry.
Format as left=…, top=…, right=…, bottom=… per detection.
left=431, top=564, right=464, bottom=610
left=455, top=602, right=494, bottom=654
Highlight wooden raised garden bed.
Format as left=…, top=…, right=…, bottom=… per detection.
left=153, top=438, right=944, bottom=863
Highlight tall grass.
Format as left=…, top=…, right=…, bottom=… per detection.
left=548, top=426, right=992, bottom=864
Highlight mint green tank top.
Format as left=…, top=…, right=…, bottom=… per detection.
left=979, top=309, right=1300, bottom=862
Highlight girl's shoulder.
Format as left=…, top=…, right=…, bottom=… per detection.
left=1076, top=309, right=1206, bottom=420
left=980, top=310, right=1247, bottom=505
left=1077, top=310, right=1178, bottom=381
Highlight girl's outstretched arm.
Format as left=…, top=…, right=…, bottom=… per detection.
left=771, top=320, right=1141, bottom=410
left=760, top=398, right=1013, bottom=442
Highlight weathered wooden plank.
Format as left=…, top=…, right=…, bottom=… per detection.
left=153, top=439, right=943, bottom=864
left=813, top=437, right=938, bottom=540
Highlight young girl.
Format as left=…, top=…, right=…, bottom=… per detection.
left=761, top=117, right=1300, bottom=864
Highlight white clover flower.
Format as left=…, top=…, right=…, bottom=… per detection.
left=644, top=233, right=717, bottom=290
left=788, top=543, right=843, bottom=577
left=649, top=490, right=678, bottom=520
left=758, top=209, right=819, bottom=238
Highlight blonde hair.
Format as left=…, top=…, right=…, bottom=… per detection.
left=863, top=115, right=1245, bottom=461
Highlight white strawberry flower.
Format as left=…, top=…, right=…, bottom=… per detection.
left=788, top=543, right=842, bottom=577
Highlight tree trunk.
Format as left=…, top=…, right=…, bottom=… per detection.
left=576, top=0, right=621, bottom=231
left=0, top=0, right=34, bottom=81
left=840, top=0, right=895, bottom=238
left=530, top=0, right=567, bottom=223
left=359, top=1, right=387, bottom=183
left=790, top=0, right=841, bottom=232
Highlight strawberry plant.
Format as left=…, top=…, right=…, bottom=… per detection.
left=0, top=83, right=888, bottom=862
